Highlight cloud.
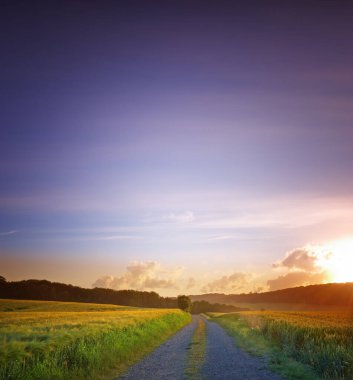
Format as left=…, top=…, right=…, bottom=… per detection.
left=0, top=230, right=17, bottom=236
left=272, top=248, right=325, bottom=272
left=206, top=235, right=236, bottom=242
left=167, top=211, right=195, bottom=223
left=92, top=261, right=182, bottom=291
left=267, top=271, right=329, bottom=291
left=201, top=272, right=252, bottom=293
left=95, top=235, right=138, bottom=240
left=186, top=277, right=196, bottom=288
left=59, top=235, right=141, bottom=242
left=268, top=245, right=332, bottom=291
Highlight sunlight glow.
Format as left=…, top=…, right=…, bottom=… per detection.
left=324, top=239, right=353, bottom=283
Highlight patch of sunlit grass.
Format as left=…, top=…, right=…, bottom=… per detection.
left=0, top=299, right=191, bottom=380
left=214, top=310, right=353, bottom=379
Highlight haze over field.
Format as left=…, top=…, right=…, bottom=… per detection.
left=1, top=1, right=353, bottom=296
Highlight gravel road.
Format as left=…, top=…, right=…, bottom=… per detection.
left=201, top=318, right=283, bottom=380
left=117, top=315, right=283, bottom=380
left=117, top=316, right=199, bottom=380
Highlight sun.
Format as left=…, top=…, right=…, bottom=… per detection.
left=324, top=239, right=353, bottom=283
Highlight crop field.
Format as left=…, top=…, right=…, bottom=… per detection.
left=0, top=299, right=133, bottom=312
left=214, top=310, right=353, bottom=379
left=0, top=299, right=191, bottom=380
left=228, top=302, right=352, bottom=312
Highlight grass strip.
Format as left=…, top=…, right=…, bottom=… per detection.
left=184, top=317, right=207, bottom=380
left=212, top=313, right=320, bottom=380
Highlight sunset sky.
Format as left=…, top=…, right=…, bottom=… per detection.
left=1, top=1, right=353, bottom=296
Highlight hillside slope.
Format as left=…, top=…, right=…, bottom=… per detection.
left=190, top=282, right=353, bottom=308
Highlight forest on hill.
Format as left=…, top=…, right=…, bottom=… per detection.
left=5, top=277, right=351, bottom=311
left=0, top=277, right=243, bottom=313
left=190, top=282, right=353, bottom=307
left=0, top=277, right=174, bottom=308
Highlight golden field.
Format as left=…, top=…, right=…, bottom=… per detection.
left=215, top=310, right=353, bottom=379
left=0, top=299, right=191, bottom=380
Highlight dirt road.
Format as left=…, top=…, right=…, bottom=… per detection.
left=117, top=315, right=283, bottom=380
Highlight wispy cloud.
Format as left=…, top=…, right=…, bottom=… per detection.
left=206, top=235, right=236, bottom=242
left=0, top=230, right=17, bottom=236
left=167, top=210, right=195, bottom=223
left=57, top=235, right=141, bottom=242
left=88, top=235, right=140, bottom=241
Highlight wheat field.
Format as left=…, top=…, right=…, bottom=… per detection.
left=0, top=299, right=191, bottom=380
left=215, top=310, right=353, bottom=379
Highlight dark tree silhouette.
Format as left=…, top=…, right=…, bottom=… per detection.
left=0, top=278, right=178, bottom=308
left=177, top=295, right=191, bottom=312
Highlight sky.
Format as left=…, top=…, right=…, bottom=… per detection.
left=1, top=1, right=353, bottom=296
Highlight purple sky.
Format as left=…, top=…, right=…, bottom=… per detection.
left=1, top=1, right=353, bottom=295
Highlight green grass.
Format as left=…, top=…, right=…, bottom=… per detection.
left=0, top=299, right=191, bottom=380
left=185, top=318, right=206, bottom=379
left=212, top=310, right=353, bottom=380
left=0, top=299, right=133, bottom=312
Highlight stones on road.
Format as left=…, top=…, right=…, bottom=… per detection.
left=201, top=319, right=283, bottom=380
left=117, top=316, right=200, bottom=380
left=118, top=315, right=283, bottom=380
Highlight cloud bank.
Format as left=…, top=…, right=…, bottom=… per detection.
left=92, top=244, right=337, bottom=295
left=202, top=272, right=252, bottom=293
left=93, top=261, right=182, bottom=291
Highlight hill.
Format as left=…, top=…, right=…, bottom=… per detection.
left=190, top=282, right=353, bottom=309
left=0, top=277, right=177, bottom=308
left=190, top=300, right=248, bottom=314
left=0, top=277, right=242, bottom=313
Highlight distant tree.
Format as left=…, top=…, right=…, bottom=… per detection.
left=0, top=276, right=6, bottom=283
left=177, top=295, right=191, bottom=312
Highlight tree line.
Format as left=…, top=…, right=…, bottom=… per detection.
left=0, top=277, right=244, bottom=313
left=0, top=277, right=177, bottom=308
